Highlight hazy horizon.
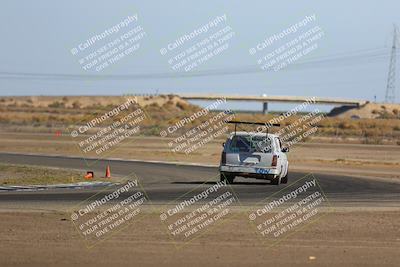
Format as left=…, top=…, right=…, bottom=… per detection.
left=1, top=0, right=399, bottom=109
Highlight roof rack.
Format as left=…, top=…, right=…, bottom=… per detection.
left=227, top=120, right=280, bottom=136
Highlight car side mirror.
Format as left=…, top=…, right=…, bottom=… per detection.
left=282, top=147, right=289, bottom=153
left=222, top=142, right=225, bottom=148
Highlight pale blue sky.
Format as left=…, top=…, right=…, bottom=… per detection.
left=0, top=0, right=399, bottom=110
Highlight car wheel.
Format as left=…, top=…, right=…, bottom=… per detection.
left=270, top=176, right=281, bottom=185
left=220, top=172, right=235, bottom=184
left=281, top=171, right=288, bottom=184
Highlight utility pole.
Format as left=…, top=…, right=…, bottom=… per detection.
left=385, top=24, right=399, bottom=103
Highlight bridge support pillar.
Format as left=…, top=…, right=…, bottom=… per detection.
left=262, top=102, right=268, bottom=114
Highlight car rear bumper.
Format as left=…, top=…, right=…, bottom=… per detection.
left=220, top=165, right=279, bottom=175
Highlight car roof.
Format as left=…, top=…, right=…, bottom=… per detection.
left=228, top=131, right=279, bottom=138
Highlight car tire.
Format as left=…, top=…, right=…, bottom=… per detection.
left=220, top=172, right=235, bottom=184
left=281, top=171, right=288, bottom=184
left=270, top=176, right=281, bottom=185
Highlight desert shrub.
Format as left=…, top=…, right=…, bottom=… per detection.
left=72, top=101, right=81, bottom=109
left=48, top=115, right=58, bottom=121
left=163, top=100, right=175, bottom=108
left=32, top=116, right=42, bottom=123
left=148, top=102, right=160, bottom=108
left=48, top=101, right=65, bottom=108
left=145, top=126, right=162, bottom=136
left=378, top=111, right=396, bottom=119
left=87, top=103, right=105, bottom=110
left=176, top=101, right=190, bottom=110
left=338, top=121, right=353, bottom=129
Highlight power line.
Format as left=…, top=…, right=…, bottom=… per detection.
left=0, top=46, right=396, bottom=81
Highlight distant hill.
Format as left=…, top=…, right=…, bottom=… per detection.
left=0, top=95, right=190, bottom=109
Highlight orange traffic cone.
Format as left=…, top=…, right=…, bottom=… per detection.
left=105, top=165, right=111, bottom=178
left=84, top=171, right=94, bottom=179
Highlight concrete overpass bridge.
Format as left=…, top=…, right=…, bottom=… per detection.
left=180, top=94, right=368, bottom=114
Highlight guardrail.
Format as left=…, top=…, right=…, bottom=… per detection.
left=180, top=94, right=367, bottom=106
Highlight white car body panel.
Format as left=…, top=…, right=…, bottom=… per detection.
left=219, top=131, right=289, bottom=181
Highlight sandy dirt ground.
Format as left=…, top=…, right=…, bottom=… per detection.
left=1, top=133, right=399, bottom=266
left=0, top=132, right=399, bottom=181
left=0, top=207, right=399, bottom=267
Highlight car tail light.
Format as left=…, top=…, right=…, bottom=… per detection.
left=272, top=155, right=278, bottom=167
left=221, top=152, right=226, bottom=165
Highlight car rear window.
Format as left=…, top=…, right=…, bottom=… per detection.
left=227, top=135, right=272, bottom=153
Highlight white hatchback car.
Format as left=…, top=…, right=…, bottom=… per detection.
left=219, top=129, right=289, bottom=185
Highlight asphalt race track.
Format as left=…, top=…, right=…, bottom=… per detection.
left=0, top=153, right=399, bottom=206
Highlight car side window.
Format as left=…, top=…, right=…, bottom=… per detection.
left=277, top=138, right=283, bottom=151
left=274, top=138, right=281, bottom=151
